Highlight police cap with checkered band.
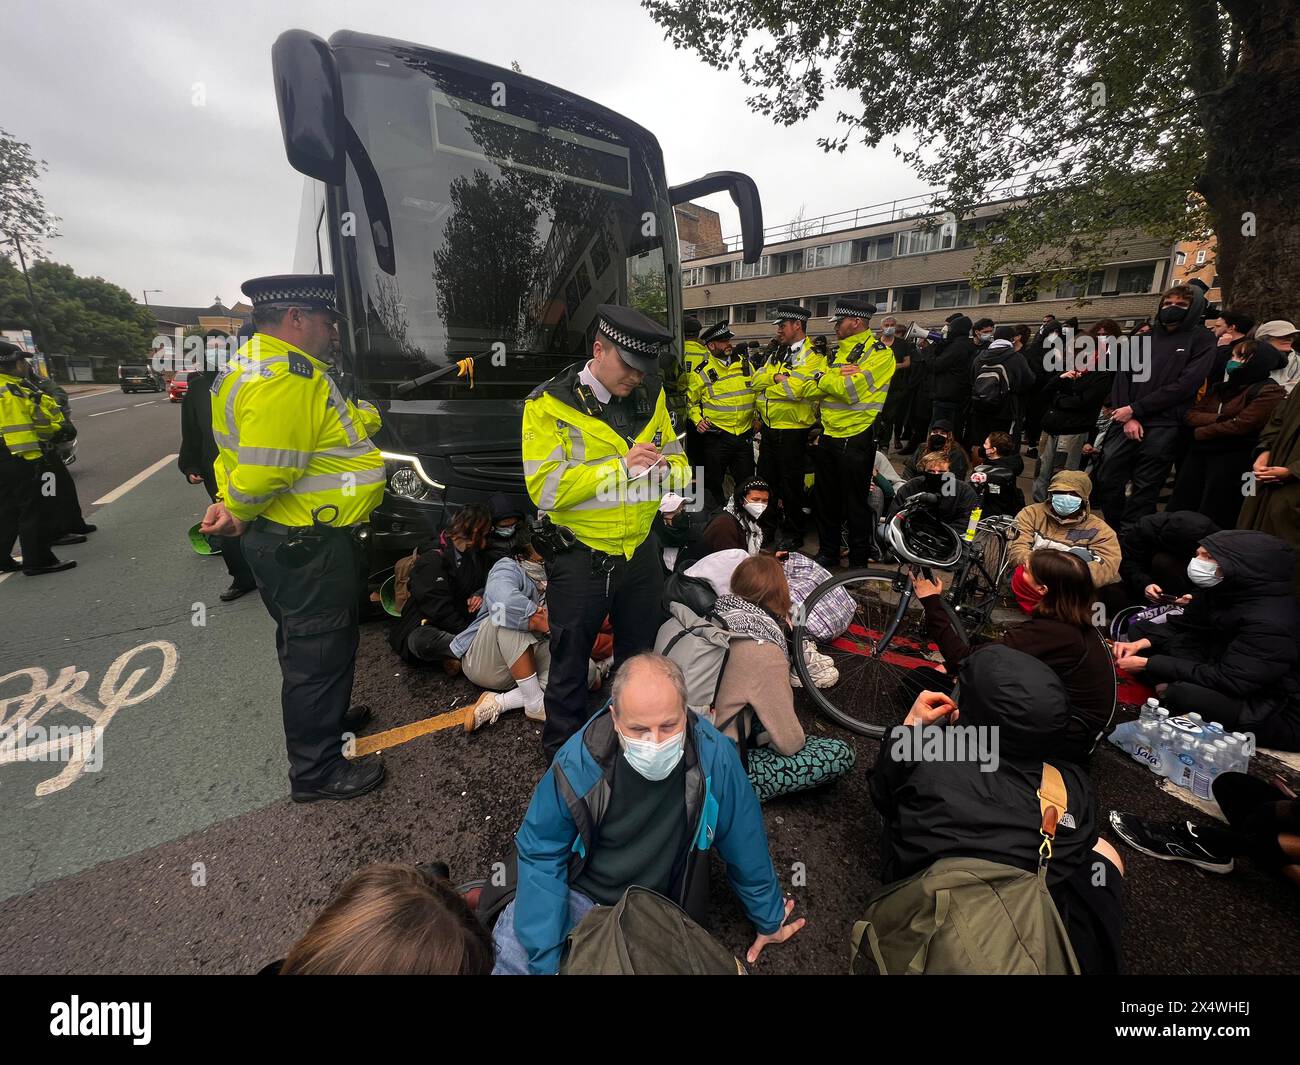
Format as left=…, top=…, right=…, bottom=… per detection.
left=240, top=274, right=346, bottom=320
left=594, top=304, right=673, bottom=373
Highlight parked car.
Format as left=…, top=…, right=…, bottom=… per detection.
left=119, top=364, right=163, bottom=393
left=168, top=371, right=190, bottom=402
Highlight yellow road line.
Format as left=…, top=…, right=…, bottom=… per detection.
left=351, top=705, right=470, bottom=756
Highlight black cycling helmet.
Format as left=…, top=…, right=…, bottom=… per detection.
left=885, top=502, right=962, bottom=568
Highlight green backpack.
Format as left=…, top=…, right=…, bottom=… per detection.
left=559, top=887, right=745, bottom=975
left=851, top=763, right=1081, bottom=975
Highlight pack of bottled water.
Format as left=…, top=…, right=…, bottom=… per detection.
left=1108, top=698, right=1255, bottom=799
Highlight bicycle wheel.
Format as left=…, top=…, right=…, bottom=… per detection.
left=792, top=567, right=943, bottom=738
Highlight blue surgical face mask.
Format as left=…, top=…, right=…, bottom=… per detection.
left=493, top=524, right=517, bottom=539
left=615, top=721, right=686, bottom=781
left=1050, top=492, right=1083, bottom=517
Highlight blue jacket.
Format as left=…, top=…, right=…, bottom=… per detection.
left=449, top=556, right=540, bottom=658
left=512, top=706, right=786, bottom=974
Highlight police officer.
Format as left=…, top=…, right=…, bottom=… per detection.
left=522, top=304, right=688, bottom=759
left=688, top=320, right=755, bottom=509
left=750, top=304, right=827, bottom=548
left=0, top=340, right=75, bottom=575
left=199, top=275, right=386, bottom=802
left=678, top=315, right=709, bottom=469
left=810, top=299, right=895, bottom=568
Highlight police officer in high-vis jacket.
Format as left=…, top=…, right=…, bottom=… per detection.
left=809, top=299, right=895, bottom=568
left=522, top=305, right=689, bottom=760
left=750, top=304, right=827, bottom=548
left=0, top=340, right=75, bottom=575
left=687, top=320, right=756, bottom=509
left=199, top=275, right=387, bottom=803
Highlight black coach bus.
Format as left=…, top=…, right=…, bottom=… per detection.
left=271, top=29, right=764, bottom=556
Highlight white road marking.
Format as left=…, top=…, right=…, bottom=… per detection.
left=69, top=387, right=118, bottom=401
left=92, top=453, right=178, bottom=506
left=133, top=401, right=155, bottom=407
left=88, top=407, right=128, bottom=418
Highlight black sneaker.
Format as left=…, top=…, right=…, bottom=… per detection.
left=291, top=758, right=386, bottom=803
left=219, top=581, right=256, bottom=602
left=1108, top=811, right=1235, bottom=873
left=343, top=703, right=373, bottom=733
left=51, top=533, right=88, bottom=546
left=24, top=559, right=76, bottom=575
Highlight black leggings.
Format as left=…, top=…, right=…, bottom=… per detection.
left=1160, top=682, right=1300, bottom=752
left=1197, top=773, right=1300, bottom=875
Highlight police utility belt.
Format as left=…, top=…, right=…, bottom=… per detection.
left=251, top=504, right=368, bottom=568
left=532, top=515, right=622, bottom=575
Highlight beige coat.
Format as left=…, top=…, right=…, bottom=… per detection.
left=1009, top=468, right=1122, bottom=587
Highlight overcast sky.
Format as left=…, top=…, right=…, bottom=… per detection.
left=6, top=0, right=931, bottom=308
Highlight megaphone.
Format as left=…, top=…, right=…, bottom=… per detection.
left=187, top=522, right=218, bottom=556
left=905, top=321, right=945, bottom=345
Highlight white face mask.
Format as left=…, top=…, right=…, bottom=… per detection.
left=615, top=723, right=686, bottom=781
left=1187, top=557, right=1224, bottom=588
left=743, top=501, right=768, bottom=519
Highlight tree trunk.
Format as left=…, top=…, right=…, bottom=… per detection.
left=1198, top=1, right=1300, bottom=319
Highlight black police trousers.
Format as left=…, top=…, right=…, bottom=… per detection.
left=242, top=522, right=362, bottom=789
left=700, top=427, right=755, bottom=509
left=542, top=536, right=664, bottom=761
left=0, top=457, right=50, bottom=566
left=811, top=427, right=877, bottom=565
left=758, top=424, right=810, bottom=537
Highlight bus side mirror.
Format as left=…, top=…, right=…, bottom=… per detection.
left=669, top=171, right=765, bottom=264
left=272, top=29, right=346, bottom=185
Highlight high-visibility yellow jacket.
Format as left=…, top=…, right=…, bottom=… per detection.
left=813, top=329, right=895, bottom=438
left=667, top=338, right=710, bottom=422
left=211, top=334, right=385, bottom=527
left=749, top=337, right=828, bottom=429
left=0, top=372, right=63, bottom=461
left=522, top=366, right=689, bottom=558
left=683, top=339, right=709, bottom=379
left=686, top=352, right=756, bottom=436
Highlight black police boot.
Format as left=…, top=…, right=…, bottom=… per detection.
left=24, top=559, right=76, bottom=575
left=0, top=557, right=21, bottom=572
left=219, top=581, right=256, bottom=602
left=51, top=533, right=88, bottom=546
left=343, top=703, right=373, bottom=733
left=72, top=523, right=98, bottom=534
left=290, top=758, right=386, bottom=803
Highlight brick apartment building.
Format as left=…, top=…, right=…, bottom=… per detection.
left=679, top=191, right=1179, bottom=343
left=1171, top=237, right=1221, bottom=305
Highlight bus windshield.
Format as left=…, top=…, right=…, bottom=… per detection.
left=334, top=44, right=677, bottom=398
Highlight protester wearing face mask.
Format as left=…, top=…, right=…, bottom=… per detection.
left=1113, top=531, right=1300, bottom=752
left=1169, top=339, right=1286, bottom=528
left=875, top=314, right=920, bottom=453
left=484, top=492, right=526, bottom=564
left=928, top=314, right=976, bottom=436
left=903, top=419, right=971, bottom=480
left=699, top=477, right=779, bottom=558
left=972, top=317, right=995, bottom=348
left=890, top=451, right=979, bottom=528
left=492, top=653, right=804, bottom=974
left=1033, top=322, right=1118, bottom=503
left=1097, top=284, right=1217, bottom=531
left=651, top=492, right=706, bottom=574
left=1008, top=469, right=1121, bottom=613
left=965, top=324, right=1034, bottom=450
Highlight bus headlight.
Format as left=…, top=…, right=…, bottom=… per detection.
left=381, top=451, right=444, bottom=504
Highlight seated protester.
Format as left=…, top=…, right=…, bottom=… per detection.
left=698, top=477, right=779, bottom=558
left=484, top=492, right=526, bottom=565
left=459, top=528, right=603, bottom=732
left=1117, top=509, right=1219, bottom=605
left=652, top=492, right=707, bottom=574
left=1115, top=530, right=1300, bottom=751
left=870, top=647, right=1126, bottom=974
left=665, top=547, right=750, bottom=617
left=911, top=549, right=1115, bottom=760
left=387, top=504, right=491, bottom=671
left=1111, top=773, right=1300, bottom=886
left=275, top=864, right=494, bottom=975
left=1007, top=469, right=1121, bottom=614
left=1169, top=339, right=1286, bottom=528
left=891, top=451, right=979, bottom=529
left=867, top=449, right=905, bottom=521
left=973, top=430, right=1025, bottom=517
left=902, top=419, right=970, bottom=481
left=492, top=653, right=805, bottom=974
left=711, top=555, right=854, bottom=800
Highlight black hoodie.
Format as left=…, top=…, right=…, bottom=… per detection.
left=930, top=316, right=976, bottom=402
left=1109, top=288, right=1217, bottom=427
left=870, top=646, right=1098, bottom=888
left=1118, top=510, right=1220, bottom=599
left=1137, top=529, right=1300, bottom=730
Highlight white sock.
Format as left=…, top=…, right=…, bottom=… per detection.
left=498, top=688, right=526, bottom=711
left=516, top=672, right=544, bottom=712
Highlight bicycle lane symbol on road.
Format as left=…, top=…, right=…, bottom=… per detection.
left=0, top=640, right=179, bottom=796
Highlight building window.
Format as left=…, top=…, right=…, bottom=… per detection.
left=683, top=267, right=706, bottom=288
left=896, top=226, right=955, bottom=257
left=899, top=287, right=922, bottom=313
left=956, top=216, right=1006, bottom=249
left=1055, top=273, right=1105, bottom=299
left=1116, top=263, right=1155, bottom=294
left=1195, top=249, right=1207, bottom=265
left=932, top=282, right=972, bottom=309
left=1211, top=274, right=1220, bottom=288
left=853, top=235, right=894, bottom=263
left=732, top=302, right=763, bottom=324
left=976, top=281, right=1003, bottom=305
left=812, top=297, right=831, bottom=317
left=804, top=241, right=852, bottom=270
left=773, top=252, right=802, bottom=275
left=694, top=308, right=727, bottom=327
left=1174, top=250, right=1187, bottom=265
left=730, top=256, right=771, bottom=281
left=1012, top=276, right=1039, bottom=303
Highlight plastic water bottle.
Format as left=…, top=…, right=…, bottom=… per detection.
left=1187, top=712, right=1205, bottom=729
left=1204, top=721, right=1226, bottom=743
left=1157, top=724, right=1178, bottom=782
left=1232, top=731, right=1256, bottom=772
left=1192, top=742, right=1219, bottom=799
left=1135, top=720, right=1164, bottom=775
left=1169, top=734, right=1197, bottom=790
left=1140, top=698, right=1161, bottom=725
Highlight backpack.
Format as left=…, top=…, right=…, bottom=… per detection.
left=392, top=547, right=421, bottom=614
left=654, top=602, right=737, bottom=714
left=970, top=361, right=1010, bottom=412
left=850, top=763, right=1080, bottom=975
left=559, top=886, right=745, bottom=975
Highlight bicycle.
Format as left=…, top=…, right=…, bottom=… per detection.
left=791, top=491, right=1020, bottom=738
